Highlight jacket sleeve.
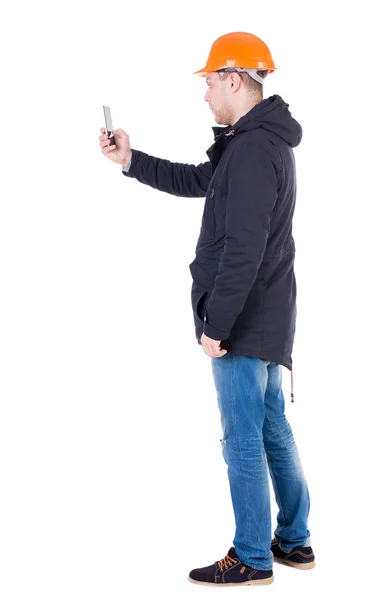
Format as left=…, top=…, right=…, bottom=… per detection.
left=203, top=142, right=278, bottom=341
left=121, top=148, right=212, bottom=198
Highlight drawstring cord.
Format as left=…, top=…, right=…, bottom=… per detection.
left=291, top=367, right=294, bottom=403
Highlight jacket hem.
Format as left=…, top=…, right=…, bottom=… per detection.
left=219, top=345, right=292, bottom=371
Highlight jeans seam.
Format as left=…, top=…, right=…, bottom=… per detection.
left=266, top=437, right=287, bottom=527
left=232, top=360, right=247, bottom=530
left=231, top=358, right=251, bottom=560
left=239, top=360, right=269, bottom=565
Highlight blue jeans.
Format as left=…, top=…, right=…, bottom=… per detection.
left=211, top=352, right=311, bottom=570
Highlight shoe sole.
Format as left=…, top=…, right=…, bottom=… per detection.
left=273, top=556, right=316, bottom=570
left=187, top=575, right=274, bottom=586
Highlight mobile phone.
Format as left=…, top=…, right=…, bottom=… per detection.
left=103, top=105, right=116, bottom=145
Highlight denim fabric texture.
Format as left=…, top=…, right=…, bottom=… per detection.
left=211, top=352, right=311, bottom=570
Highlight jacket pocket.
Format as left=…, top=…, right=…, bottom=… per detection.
left=192, top=286, right=209, bottom=323
left=196, top=290, right=209, bottom=323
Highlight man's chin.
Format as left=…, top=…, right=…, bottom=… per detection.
left=214, top=113, right=227, bottom=126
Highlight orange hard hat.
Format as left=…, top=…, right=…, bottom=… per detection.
left=194, top=31, right=276, bottom=77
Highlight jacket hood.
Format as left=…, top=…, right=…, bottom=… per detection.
left=212, top=94, right=302, bottom=148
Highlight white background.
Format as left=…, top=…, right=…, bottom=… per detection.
left=1, top=0, right=372, bottom=598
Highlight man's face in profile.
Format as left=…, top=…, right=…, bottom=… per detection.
left=203, top=71, right=234, bottom=126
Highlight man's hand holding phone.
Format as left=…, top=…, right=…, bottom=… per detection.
left=98, top=127, right=132, bottom=168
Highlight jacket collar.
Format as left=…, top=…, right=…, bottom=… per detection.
left=210, top=95, right=286, bottom=140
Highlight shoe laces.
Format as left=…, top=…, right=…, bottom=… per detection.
left=217, top=553, right=238, bottom=572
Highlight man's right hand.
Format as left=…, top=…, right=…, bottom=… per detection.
left=98, top=127, right=132, bottom=167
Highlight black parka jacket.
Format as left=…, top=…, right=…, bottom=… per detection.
left=122, top=94, right=302, bottom=371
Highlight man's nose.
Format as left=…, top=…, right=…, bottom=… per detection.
left=204, top=90, right=209, bottom=102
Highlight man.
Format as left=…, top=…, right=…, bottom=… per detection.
left=98, top=31, right=315, bottom=587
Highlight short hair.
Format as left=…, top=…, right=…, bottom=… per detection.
left=218, top=69, right=269, bottom=96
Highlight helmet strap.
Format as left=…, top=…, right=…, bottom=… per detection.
left=217, top=67, right=266, bottom=85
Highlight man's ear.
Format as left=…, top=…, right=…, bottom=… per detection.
left=231, top=73, right=239, bottom=89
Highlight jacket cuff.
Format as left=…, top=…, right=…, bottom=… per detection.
left=203, top=321, right=230, bottom=341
